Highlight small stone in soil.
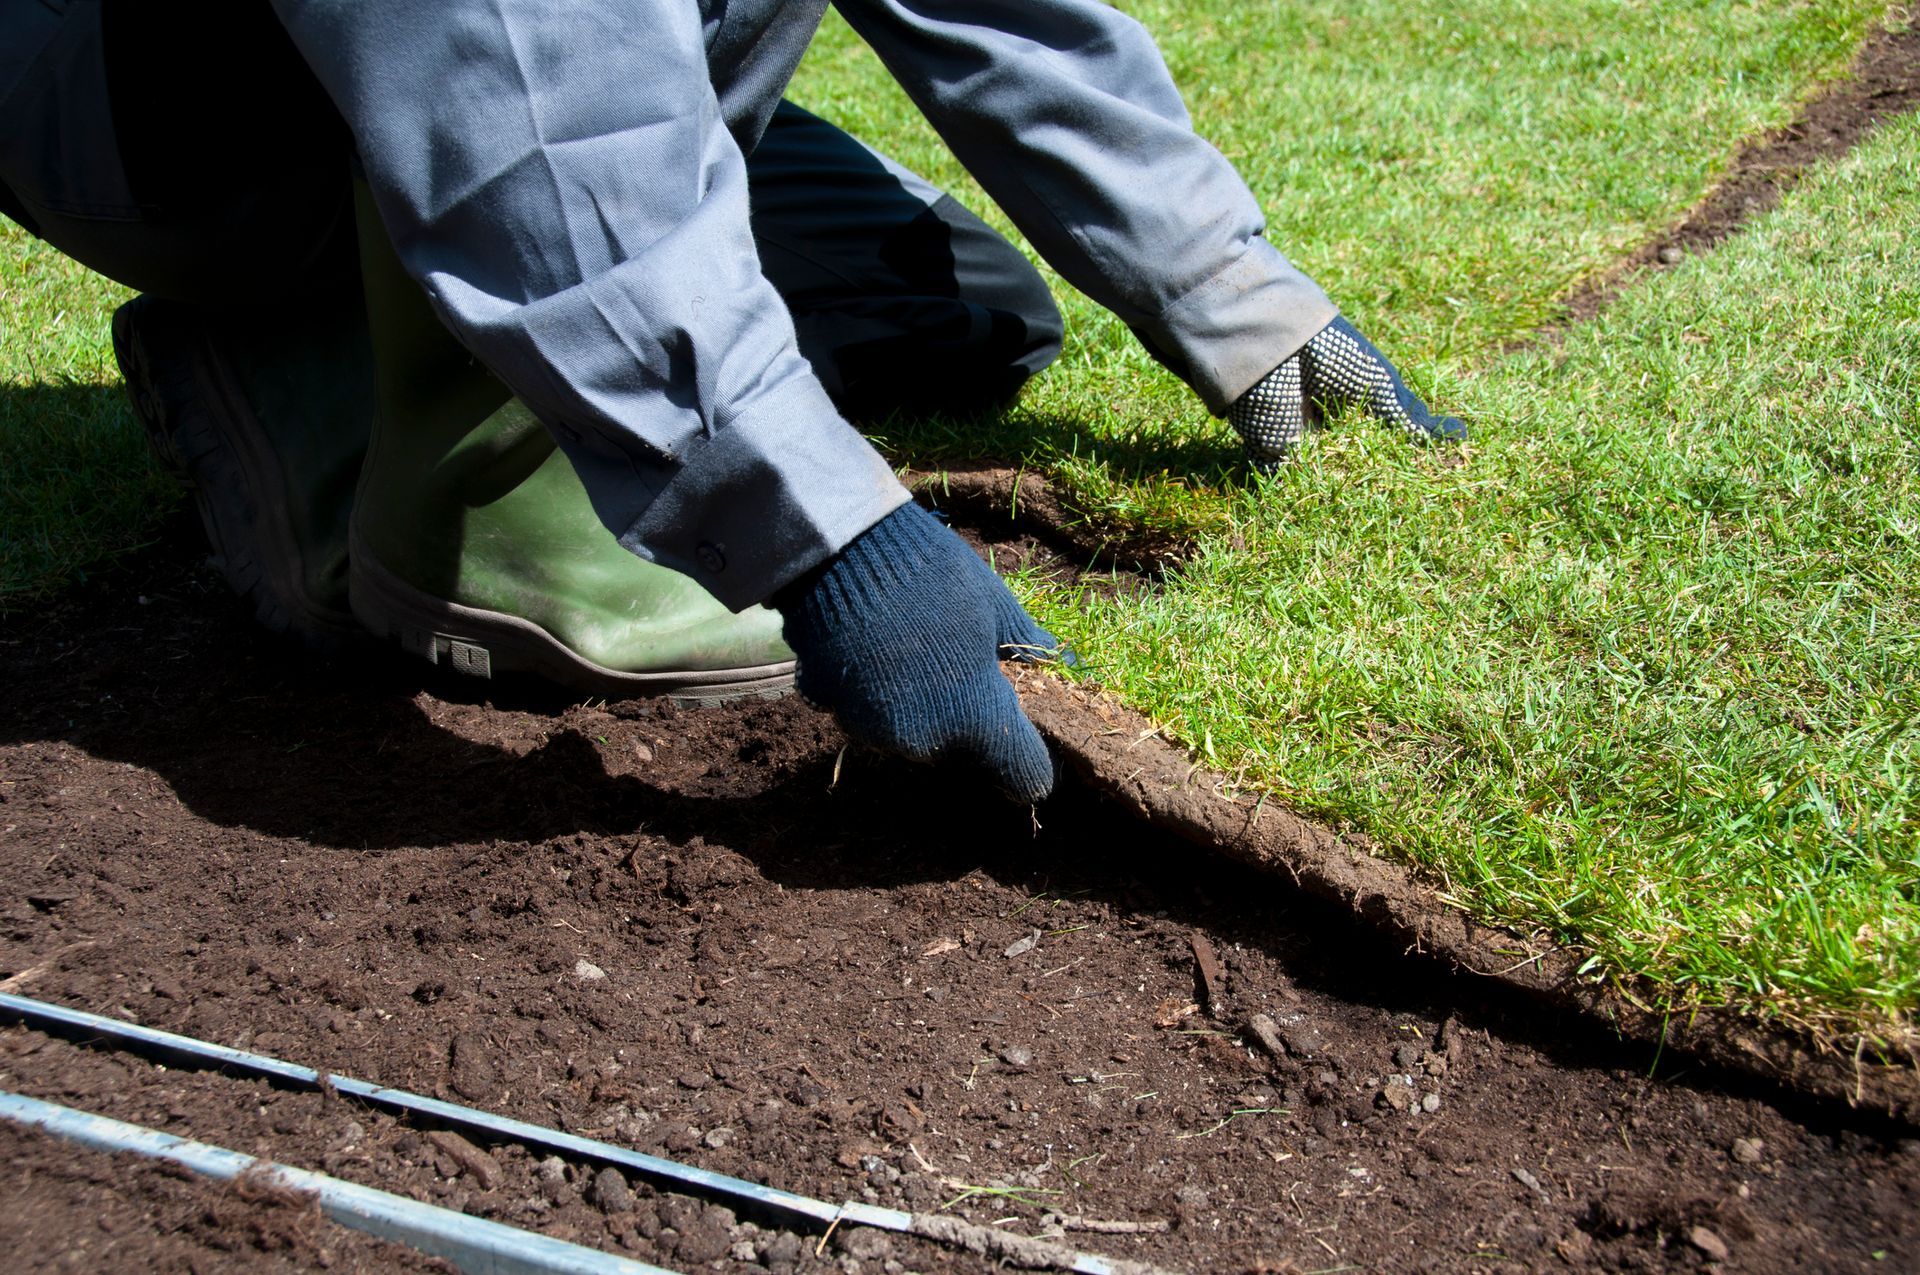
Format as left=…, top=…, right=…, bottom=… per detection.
left=841, top=1229, right=893, bottom=1260
left=1689, top=1225, right=1732, bottom=1261
left=704, top=1127, right=734, bottom=1150
left=1246, top=1013, right=1288, bottom=1060
left=669, top=1205, right=737, bottom=1265
left=677, top=1069, right=710, bottom=1090
left=1393, top=1043, right=1422, bottom=1070
left=427, top=1129, right=502, bottom=1190
left=998, top=1043, right=1034, bottom=1068
left=1556, top=1231, right=1595, bottom=1263
left=1004, top=929, right=1041, bottom=958
left=1658, top=244, right=1685, bottom=265
left=591, top=1166, right=635, bottom=1214
left=1512, top=1166, right=1549, bottom=1199
left=762, top=1233, right=806, bottom=1268
left=1731, top=1137, right=1765, bottom=1164
left=1421, top=1092, right=1441, bottom=1114
left=1275, top=1017, right=1329, bottom=1059
left=1378, top=1077, right=1416, bottom=1114
left=573, top=958, right=608, bottom=982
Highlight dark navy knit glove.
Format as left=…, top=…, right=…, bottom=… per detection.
left=1229, top=315, right=1468, bottom=471
left=775, top=501, right=1064, bottom=802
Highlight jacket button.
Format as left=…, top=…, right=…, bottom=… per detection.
left=696, top=542, right=726, bottom=573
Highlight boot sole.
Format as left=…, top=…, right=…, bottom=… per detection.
left=111, top=298, right=362, bottom=647
left=349, top=523, right=796, bottom=706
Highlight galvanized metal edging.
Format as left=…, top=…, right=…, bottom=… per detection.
left=0, top=1088, right=678, bottom=1275
left=0, top=991, right=876, bottom=1230
left=0, top=992, right=1144, bottom=1275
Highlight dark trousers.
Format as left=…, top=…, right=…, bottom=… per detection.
left=0, top=1, right=1062, bottom=415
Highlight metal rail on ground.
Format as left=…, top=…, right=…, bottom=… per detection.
left=0, top=1088, right=678, bottom=1275
left=0, top=991, right=1169, bottom=1275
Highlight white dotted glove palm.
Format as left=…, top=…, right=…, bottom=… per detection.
left=1229, top=316, right=1468, bottom=470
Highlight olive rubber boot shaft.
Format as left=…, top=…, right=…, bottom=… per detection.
left=348, top=182, right=796, bottom=701
left=112, top=290, right=372, bottom=643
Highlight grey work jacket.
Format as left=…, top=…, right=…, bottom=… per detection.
left=295, top=3, right=1344, bottom=605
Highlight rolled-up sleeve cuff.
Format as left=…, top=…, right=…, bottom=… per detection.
left=1141, top=238, right=1339, bottom=415
left=617, top=375, right=911, bottom=611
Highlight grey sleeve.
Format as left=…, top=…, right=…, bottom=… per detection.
left=270, top=0, right=908, bottom=610
left=832, top=0, right=1337, bottom=413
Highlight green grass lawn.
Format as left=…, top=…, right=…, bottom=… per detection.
left=798, top=1, right=1916, bottom=1038
left=0, top=235, right=160, bottom=599
left=2, top=2, right=1912, bottom=1039
left=1060, top=108, right=1920, bottom=1039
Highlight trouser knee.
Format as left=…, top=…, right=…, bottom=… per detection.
left=0, top=1, right=352, bottom=304
left=749, top=102, right=1063, bottom=417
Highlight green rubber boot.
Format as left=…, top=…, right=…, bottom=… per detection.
left=112, top=289, right=372, bottom=645
left=347, top=185, right=795, bottom=702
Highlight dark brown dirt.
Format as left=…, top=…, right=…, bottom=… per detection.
left=0, top=1118, right=451, bottom=1273
left=1557, top=20, right=1920, bottom=328
left=910, top=467, right=1180, bottom=600
left=1019, top=673, right=1920, bottom=1121
left=3, top=519, right=1920, bottom=1273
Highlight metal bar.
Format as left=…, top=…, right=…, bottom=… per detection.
left=0, top=992, right=1145, bottom=1275
left=0, top=991, right=866, bottom=1231
left=0, top=1089, right=677, bottom=1275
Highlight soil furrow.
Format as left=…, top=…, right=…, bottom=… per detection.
left=1555, top=20, right=1920, bottom=330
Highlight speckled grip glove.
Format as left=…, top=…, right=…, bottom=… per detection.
left=775, top=502, right=1063, bottom=802
left=1228, top=315, right=1469, bottom=470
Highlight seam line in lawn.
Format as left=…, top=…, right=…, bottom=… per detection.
left=1539, top=18, right=1920, bottom=340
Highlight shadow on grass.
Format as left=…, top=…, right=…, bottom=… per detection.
left=0, top=379, right=176, bottom=604
left=873, top=400, right=1246, bottom=488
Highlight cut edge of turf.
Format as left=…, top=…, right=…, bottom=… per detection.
left=1016, top=670, right=1920, bottom=1127
left=1527, top=14, right=1920, bottom=340
left=903, top=16, right=1920, bottom=574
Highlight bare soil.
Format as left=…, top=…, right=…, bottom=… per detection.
left=1557, top=20, right=1920, bottom=327
left=3, top=519, right=1919, bottom=1273
left=0, top=1119, right=451, bottom=1273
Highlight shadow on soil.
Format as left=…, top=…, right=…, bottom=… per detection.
left=1, top=522, right=1912, bottom=1151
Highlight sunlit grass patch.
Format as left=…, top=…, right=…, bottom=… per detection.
left=1045, top=107, right=1920, bottom=1036
left=0, top=226, right=168, bottom=601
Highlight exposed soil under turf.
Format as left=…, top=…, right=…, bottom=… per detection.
left=1554, top=19, right=1920, bottom=329
left=0, top=1119, right=450, bottom=1273
left=3, top=522, right=1919, bottom=1273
